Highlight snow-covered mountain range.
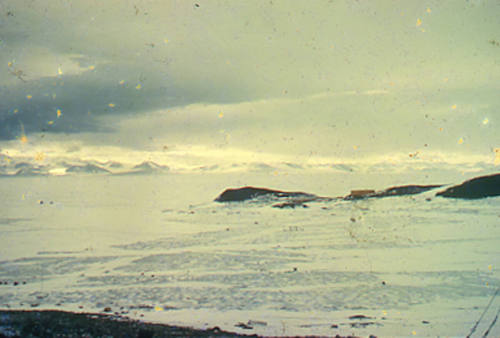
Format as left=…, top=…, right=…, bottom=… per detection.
left=0, top=151, right=496, bottom=177
left=0, top=156, right=170, bottom=177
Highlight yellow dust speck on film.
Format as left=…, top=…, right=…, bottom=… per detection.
left=34, top=152, right=45, bottom=161
left=26, top=95, right=32, bottom=100
left=416, top=18, right=422, bottom=27
left=48, top=121, right=54, bottom=125
left=108, top=103, right=116, bottom=108
left=451, top=104, right=457, bottom=110
left=119, top=80, right=125, bottom=85
left=218, top=112, right=224, bottom=118
left=488, top=265, right=492, bottom=271
left=89, top=65, right=95, bottom=70
left=136, top=84, right=142, bottom=90
left=20, top=135, right=28, bottom=144
left=482, top=118, right=489, bottom=125
left=58, top=67, right=63, bottom=75
left=154, top=306, right=163, bottom=312
left=426, top=8, right=431, bottom=13
left=57, top=109, right=62, bottom=118
left=458, top=138, right=464, bottom=145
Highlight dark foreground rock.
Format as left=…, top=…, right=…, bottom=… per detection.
left=436, top=173, right=500, bottom=199
left=215, top=186, right=318, bottom=202
left=344, top=185, right=443, bottom=200
left=0, top=310, right=361, bottom=337
left=0, top=310, right=254, bottom=337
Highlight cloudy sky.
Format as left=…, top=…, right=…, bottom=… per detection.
left=0, top=0, right=499, bottom=169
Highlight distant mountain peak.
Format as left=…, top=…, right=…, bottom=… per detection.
left=66, top=163, right=110, bottom=174
left=133, top=161, right=165, bottom=168
left=131, top=161, right=169, bottom=172
left=15, top=166, right=46, bottom=176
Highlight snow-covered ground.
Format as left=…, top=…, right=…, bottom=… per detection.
left=1, top=173, right=499, bottom=336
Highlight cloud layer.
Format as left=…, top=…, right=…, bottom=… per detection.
left=1, top=0, right=499, bottom=165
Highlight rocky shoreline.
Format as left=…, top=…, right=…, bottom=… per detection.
left=0, top=310, right=257, bottom=338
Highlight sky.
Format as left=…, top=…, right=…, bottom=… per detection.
left=0, top=0, right=499, bottom=170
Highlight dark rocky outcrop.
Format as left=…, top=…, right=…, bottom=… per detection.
left=216, top=184, right=442, bottom=205
left=372, top=184, right=443, bottom=198
left=344, top=185, right=442, bottom=200
left=214, top=186, right=318, bottom=202
left=436, top=173, right=500, bottom=199
left=272, top=201, right=310, bottom=209
left=213, top=174, right=500, bottom=208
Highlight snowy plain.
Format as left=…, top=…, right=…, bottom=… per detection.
left=1, top=171, right=499, bottom=337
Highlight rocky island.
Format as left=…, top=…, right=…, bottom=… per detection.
left=214, top=186, right=319, bottom=202
left=215, top=184, right=446, bottom=206
left=436, top=173, right=500, bottom=199
left=344, top=185, right=443, bottom=200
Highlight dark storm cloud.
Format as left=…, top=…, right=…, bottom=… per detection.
left=0, top=60, right=257, bottom=140
left=0, top=0, right=267, bottom=140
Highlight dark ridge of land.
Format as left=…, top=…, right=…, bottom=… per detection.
left=214, top=186, right=318, bottom=202
left=0, top=310, right=255, bottom=338
left=214, top=173, right=500, bottom=206
left=344, top=184, right=443, bottom=200
left=214, top=184, right=444, bottom=206
left=436, top=173, right=500, bottom=199
left=0, top=310, right=361, bottom=338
